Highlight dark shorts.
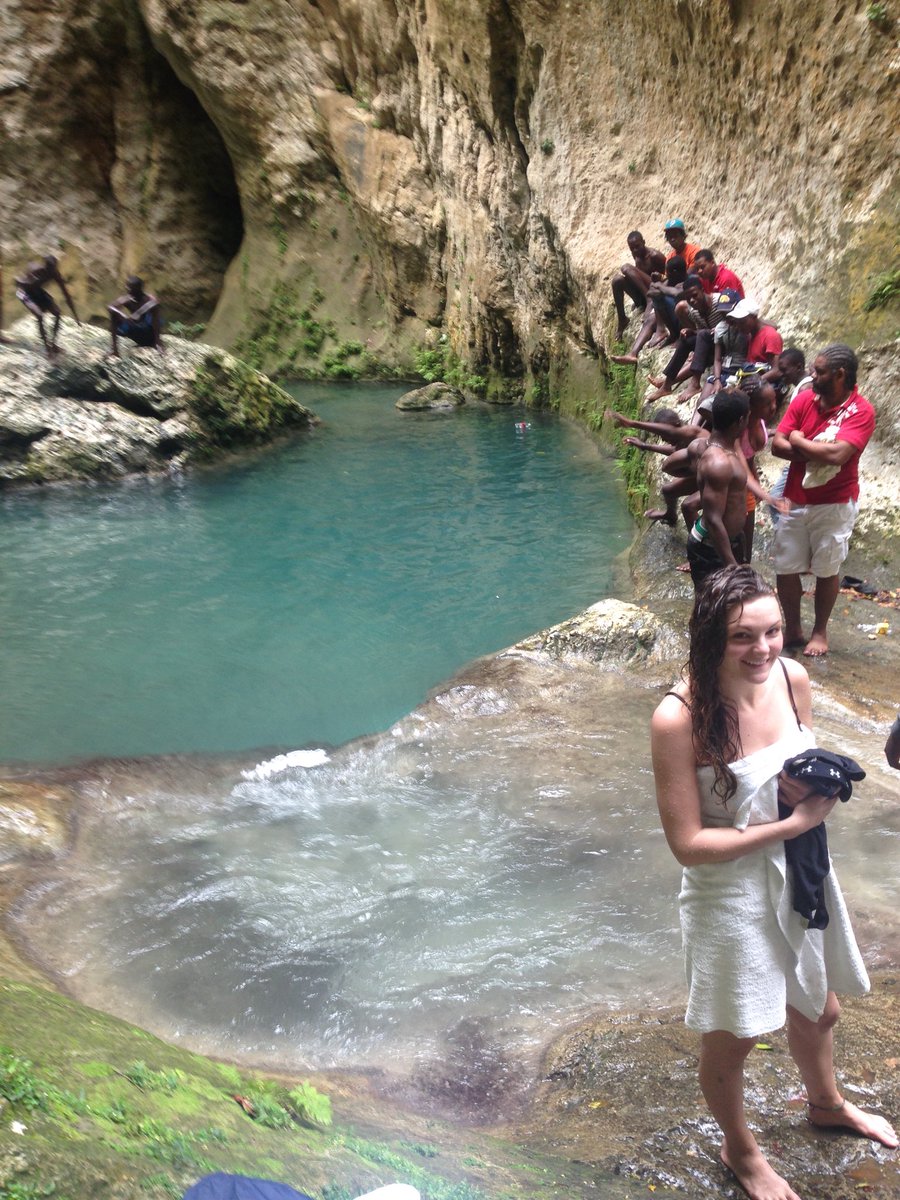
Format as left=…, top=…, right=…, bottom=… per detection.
left=17, top=286, right=56, bottom=314
left=116, top=318, right=156, bottom=347
left=687, top=533, right=745, bottom=587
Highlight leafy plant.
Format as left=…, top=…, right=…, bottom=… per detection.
left=122, top=1061, right=181, bottom=1094
left=866, top=2, right=888, bottom=22
left=863, top=267, right=900, bottom=311
left=0, top=1183, right=57, bottom=1200
left=540, top=137, right=554, bottom=154
left=0, top=1047, right=48, bottom=1111
left=287, top=1082, right=332, bottom=1129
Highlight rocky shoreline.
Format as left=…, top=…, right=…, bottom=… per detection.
left=0, top=320, right=318, bottom=487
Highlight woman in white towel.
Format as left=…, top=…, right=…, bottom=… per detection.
left=651, top=565, right=896, bottom=1200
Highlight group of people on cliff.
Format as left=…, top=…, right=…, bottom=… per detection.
left=607, top=223, right=896, bottom=1200
left=606, top=218, right=876, bottom=661
left=1, top=254, right=164, bottom=358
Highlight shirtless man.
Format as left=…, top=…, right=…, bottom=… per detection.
left=108, top=276, right=164, bottom=356
left=685, top=388, right=751, bottom=588
left=611, top=231, right=667, bottom=340
left=15, top=255, right=81, bottom=356
left=611, top=254, right=688, bottom=366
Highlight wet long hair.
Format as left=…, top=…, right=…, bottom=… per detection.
left=687, top=564, right=776, bottom=802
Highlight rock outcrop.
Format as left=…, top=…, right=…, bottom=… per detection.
left=395, top=381, right=464, bottom=410
left=0, top=321, right=317, bottom=486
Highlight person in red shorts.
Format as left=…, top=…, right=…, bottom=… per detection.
left=730, top=298, right=783, bottom=367
left=771, top=343, right=875, bottom=658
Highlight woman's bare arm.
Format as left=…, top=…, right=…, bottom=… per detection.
left=651, top=691, right=832, bottom=868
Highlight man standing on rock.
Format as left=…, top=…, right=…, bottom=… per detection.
left=108, top=276, right=164, bottom=356
left=610, top=231, right=667, bottom=341
left=771, top=343, right=875, bottom=658
left=685, top=388, right=750, bottom=588
left=15, top=255, right=81, bottom=356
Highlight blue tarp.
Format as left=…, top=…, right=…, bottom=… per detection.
left=182, top=1174, right=315, bottom=1200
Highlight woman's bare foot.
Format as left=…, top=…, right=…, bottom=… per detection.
left=721, top=1143, right=801, bottom=1200
left=802, top=632, right=828, bottom=658
left=675, top=561, right=691, bottom=572
left=808, top=1099, right=898, bottom=1146
left=645, top=507, right=676, bottom=526
left=610, top=353, right=638, bottom=366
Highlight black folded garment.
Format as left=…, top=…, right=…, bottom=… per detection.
left=778, top=749, right=866, bottom=930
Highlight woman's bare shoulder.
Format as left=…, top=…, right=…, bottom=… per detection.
left=778, top=654, right=813, bottom=722
left=652, top=684, right=693, bottom=732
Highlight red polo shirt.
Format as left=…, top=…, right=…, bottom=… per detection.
left=777, top=387, right=875, bottom=505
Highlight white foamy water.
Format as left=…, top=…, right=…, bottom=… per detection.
left=14, top=660, right=900, bottom=1077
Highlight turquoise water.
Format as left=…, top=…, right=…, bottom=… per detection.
left=0, top=384, right=632, bottom=764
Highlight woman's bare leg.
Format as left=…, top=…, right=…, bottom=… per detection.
left=787, top=999, right=898, bottom=1146
left=700, top=1031, right=801, bottom=1200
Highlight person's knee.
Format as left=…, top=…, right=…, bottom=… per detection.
left=818, top=993, right=841, bottom=1030
left=701, top=1030, right=756, bottom=1065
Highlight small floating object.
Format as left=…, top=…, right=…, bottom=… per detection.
left=876, top=621, right=891, bottom=636
left=514, top=421, right=531, bottom=430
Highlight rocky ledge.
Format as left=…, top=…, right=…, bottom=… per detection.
left=0, top=320, right=318, bottom=487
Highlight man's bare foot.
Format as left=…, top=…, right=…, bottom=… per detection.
left=610, top=354, right=638, bottom=366
left=782, top=630, right=807, bottom=650
left=616, top=322, right=628, bottom=341
left=604, top=408, right=626, bottom=427
left=645, top=508, right=676, bottom=526
left=675, top=561, right=691, bottom=572
left=678, top=380, right=701, bottom=400
left=721, top=1144, right=801, bottom=1200
left=808, top=1098, right=898, bottom=1147
left=802, top=633, right=828, bottom=658
left=646, top=383, right=672, bottom=402
left=647, top=334, right=668, bottom=348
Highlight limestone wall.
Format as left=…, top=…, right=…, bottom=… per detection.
left=2, top=0, right=897, bottom=391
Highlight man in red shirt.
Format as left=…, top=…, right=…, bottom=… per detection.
left=730, top=298, right=783, bottom=366
left=771, top=344, right=875, bottom=657
left=693, top=249, right=744, bottom=298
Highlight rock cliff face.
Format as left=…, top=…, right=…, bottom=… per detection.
left=2, top=1, right=898, bottom=393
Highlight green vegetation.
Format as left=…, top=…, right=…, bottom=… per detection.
left=539, top=138, right=554, bottom=155
left=863, top=267, right=900, bottom=311
left=1, top=1046, right=49, bottom=1111
left=413, top=341, right=487, bottom=395
left=605, top=362, right=650, bottom=514
left=339, top=1135, right=487, bottom=1200
left=288, top=1082, right=333, bottom=1128
left=0, top=981, right=621, bottom=1200
left=189, top=351, right=310, bottom=448
left=167, top=321, right=206, bottom=341
left=866, top=2, right=888, bottom=23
